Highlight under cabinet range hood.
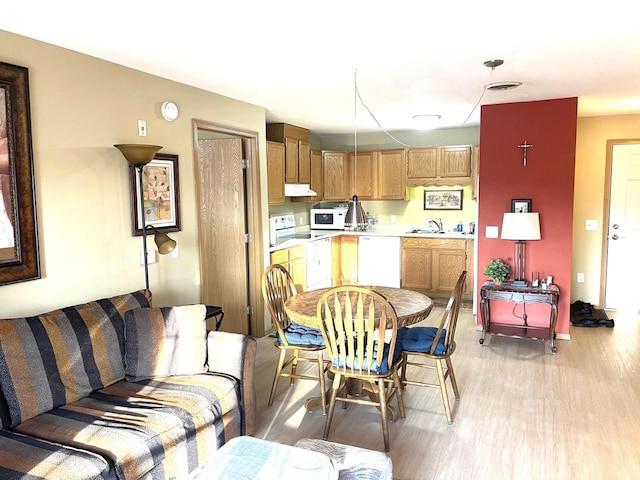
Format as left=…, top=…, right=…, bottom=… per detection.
left=284, top=183, right=317, bottom=197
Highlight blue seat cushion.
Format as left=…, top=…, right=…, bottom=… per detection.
left=279, top=323, right=325, bottom=346
left=332, top=339, right=402, bottom=374
left=398, top=326, right=448, bottom=355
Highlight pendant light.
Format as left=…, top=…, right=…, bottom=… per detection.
left=344, top=70, right=367, bottom=232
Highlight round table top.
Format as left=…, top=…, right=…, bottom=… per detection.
left=284, top=286, right=434, bottom=328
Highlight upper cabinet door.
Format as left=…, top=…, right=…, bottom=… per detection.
left=349, top=151, right=377, bottom=200
left=439, top=146, right=472, bottom=177
left=267, top=141, right=285, bottom=204
left=377, top=149, right=406, bottom=200
left=407, top=147, right=438, bottom=179
left=284, top=137, right=299, bottom=183
left=298, top=140, right=311, bottom=184
left=323, top=151, right=349, bottom=200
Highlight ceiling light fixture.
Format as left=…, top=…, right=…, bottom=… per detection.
left=484, top=81, right=523, bottom=91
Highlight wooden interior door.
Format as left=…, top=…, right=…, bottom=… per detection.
left=196, top=138, right=249, bottom=334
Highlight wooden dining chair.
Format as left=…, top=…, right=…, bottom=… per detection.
left=316, top=286, right=405, bottom=452
left=261, top=264, right=328, bottom=414
left=399, top=270, right=467, bottom=424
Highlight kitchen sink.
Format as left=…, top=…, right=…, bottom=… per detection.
left=405, top=229, right=444, bottom=234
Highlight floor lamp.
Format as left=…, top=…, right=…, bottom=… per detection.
left=114, top=144, right=176, bottom=291
left=501, top=212, right=541, bottom=287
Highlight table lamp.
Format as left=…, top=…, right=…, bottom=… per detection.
left=501, top=212, right=541, bottom=287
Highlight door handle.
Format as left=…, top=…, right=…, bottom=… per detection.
left=611, top=234, right=620, bottom=240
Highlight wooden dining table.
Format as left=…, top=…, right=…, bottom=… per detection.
left=283, top=286, right=434, bottom=416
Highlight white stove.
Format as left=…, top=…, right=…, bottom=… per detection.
left=269, top=214, right=296, bottom=246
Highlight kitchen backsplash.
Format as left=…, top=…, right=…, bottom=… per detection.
left=268, top=185, right=477, bottom=231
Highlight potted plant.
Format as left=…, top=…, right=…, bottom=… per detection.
left=484, top=258, right=511, bottom=285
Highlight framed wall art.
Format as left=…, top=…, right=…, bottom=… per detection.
left=0, top=62, right=40, bottom=286
left=129, top=153, right=181, bottom=236
left=423, top=189, right=463, bottom=210
left=511, top=198, right=532, bottom=213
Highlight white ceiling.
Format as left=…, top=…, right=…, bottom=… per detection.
left=2, top=1, right=640, bottom=134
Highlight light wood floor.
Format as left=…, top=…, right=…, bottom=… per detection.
left=252, top=308, right=640, bottom=480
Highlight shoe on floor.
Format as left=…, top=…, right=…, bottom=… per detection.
left=571, top=318, right=599, bottom=327
left=571, top=301, right=594, bottom=316
left=598, top=318, right=615, bottom=328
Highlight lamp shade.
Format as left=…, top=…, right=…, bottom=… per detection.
left=154, top=231, right=177, bottom=255
left=501, top=212, right=541, bottom=240
left=344, top=195, right=367, bottom=231
left=114, top=144, right=162, bottom=165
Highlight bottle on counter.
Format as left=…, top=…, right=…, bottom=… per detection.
left=457, top=222, right=463, bottom=232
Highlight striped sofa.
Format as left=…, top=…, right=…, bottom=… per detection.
left=0, top=290, right=257, bottom=480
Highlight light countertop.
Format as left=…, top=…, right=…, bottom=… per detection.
left=269, top=225, right=475, bottom=252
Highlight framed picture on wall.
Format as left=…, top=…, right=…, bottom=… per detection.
left=129, top=153, right=181, bottom=236
left=511, top=198, right=532, bottom=213
left=423, top=189, right=463, bottom=210
left=0, top=61, right=40, bottom=286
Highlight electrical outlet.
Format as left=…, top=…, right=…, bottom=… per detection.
left=585, top=219, right=598, bottom=231
left=390, top=215, right=396, bottom=224
left=577, top=273, right=585, bottom=283
left=138, top=120, right=147, bottom=137
left=140, top=250, right=157, bottom=265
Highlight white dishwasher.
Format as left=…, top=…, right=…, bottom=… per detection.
left=306, top=237, right=332, bottom=290
left=358, top=236, right=401, bottom=287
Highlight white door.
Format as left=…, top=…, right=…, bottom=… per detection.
left=604, top=143, right=640, bottom=310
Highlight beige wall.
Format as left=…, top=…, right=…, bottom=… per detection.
left=573, top=114, right=640, bottom=306
left=0, top=30, right=268, bottom=317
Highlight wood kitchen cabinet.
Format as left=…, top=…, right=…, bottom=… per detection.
left=402, top=237, right=474, bottom=295
left=309, top=149, right=323, bottom=202
left=349, top=151, right=376, bottom=200
left=377, top=149, right=406, bottom=199
left=267, top=141, right=285, bottom=205
left=323, top=151, right=350, bottom=200
left=406, top=146, right=472, bottom=187
left=348, top=149, right=406, bottom=200
left=270, top=245, right=306, bottom=292
left=331, top=235, right=358, bottom=285
left=471, top=145, right=480, bottom=200
left=266, top=123, right=310, bottom=184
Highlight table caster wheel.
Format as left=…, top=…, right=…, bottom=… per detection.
left=551, top=346, right=557, bottom=354
left=479, top=338, right=485, bottom=345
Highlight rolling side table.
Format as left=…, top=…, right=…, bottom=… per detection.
left=205, top=305, right=224, bottom=331
left=479, top=281, right=560, bottom=353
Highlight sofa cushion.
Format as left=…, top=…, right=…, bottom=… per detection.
left=0, top=429, right=111, bottom=480
left=124, top=305, right=207, bottom=381
left=14, top=373, right=239, bottom=480
left=0, top=290, right=151, bottom=427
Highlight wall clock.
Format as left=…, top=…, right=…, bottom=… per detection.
left=161, top=101, right=179, bottom=121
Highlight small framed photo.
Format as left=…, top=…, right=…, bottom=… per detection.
left=424, top=189, right=463, bottom=210
left=129, top=153, right=181, bottom=236
left=511, top=198, right=532, bottom=213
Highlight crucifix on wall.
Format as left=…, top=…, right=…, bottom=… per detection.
left=518, top=140, right=533, bottom=166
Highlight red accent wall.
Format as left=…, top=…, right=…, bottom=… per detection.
left=478, top=98, right=577, bottom=335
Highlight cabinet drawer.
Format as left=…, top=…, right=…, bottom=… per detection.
left=402, top=237, right=466, bottom=250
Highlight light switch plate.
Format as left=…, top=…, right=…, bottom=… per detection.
left=586, top=219, right=598, bottom=231
left=486, top=226, right=499, bottom=238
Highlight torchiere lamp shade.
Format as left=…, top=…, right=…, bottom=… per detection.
left=114, top=144, right=162, bottom=165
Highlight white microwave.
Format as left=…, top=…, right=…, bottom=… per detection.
left=310, top=208, right=348, bottom=230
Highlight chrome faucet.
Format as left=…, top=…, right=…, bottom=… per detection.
left=427, top=218, right=443, bottom=233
